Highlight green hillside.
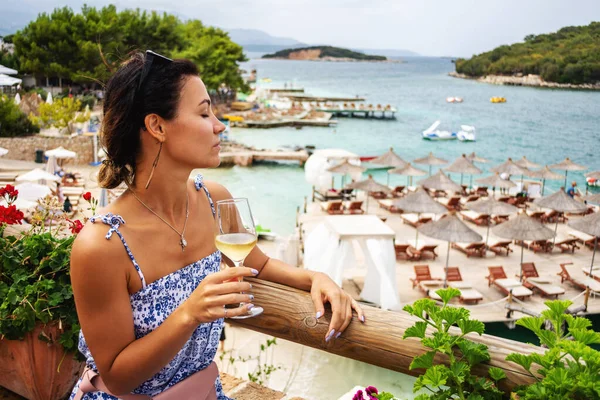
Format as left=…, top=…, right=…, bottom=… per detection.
left=455, top=22, right=600, bottom=85
left=262, top=46, right=386, bottom=61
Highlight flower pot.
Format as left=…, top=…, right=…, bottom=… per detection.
left=0, top=322, right=84, bottom=400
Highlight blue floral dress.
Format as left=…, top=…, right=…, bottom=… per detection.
left=70, top=174, right=231, bottom=399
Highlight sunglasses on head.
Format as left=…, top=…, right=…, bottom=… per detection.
left=137, top=50, right=173, bottom=92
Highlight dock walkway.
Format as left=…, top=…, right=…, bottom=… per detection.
left=219, top=150, right=309, bottom=166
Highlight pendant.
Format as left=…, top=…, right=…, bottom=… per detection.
left=180, top=236, right=187, bottom=251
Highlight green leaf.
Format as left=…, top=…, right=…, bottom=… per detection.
left=488, top=367, right=507, bottom=382
left=466, top=394, right=484, bottom=400
left=570, top=329, right=600, bottom=345
left=404, top=321, right=428, bottom=340
left=438, top=307, right=469, bottom=327
left=373, top=392, right=396, bottom=400
left=537, top=330, right=558, bottom=348
left=457, top=319, right=485, bottom=336
left=410, top=351, right=436, bottom=370
left=449, top=361, right=470, bottom=384
left=564, top=314, right=592, bottom=331
left=506, top=353, right=533, bottom=371
left=457, top=339, right=490, bottom=365
left=421, top=365, right=449, bottom=388
left=422, top=331, right=453, bottom=353
left=403, top=298, right=437, bottom=319
left=435, top=287, right=461, bottom=305
left=515, top=316, right=545, bottom=335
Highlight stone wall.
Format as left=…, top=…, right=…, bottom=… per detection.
left=0, top=134, right=96, bottom=165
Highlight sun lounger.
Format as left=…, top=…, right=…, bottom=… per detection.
left=526, top=210, right=546, bottom=221
left=520, top=262, right=565, bottom=298
left=452, top=242, right=487, bottom=257
left=582, top=266, right=600, bottom=281
left=369, top=191, right=389, bottom=199
left=488, top=240, right=513, bottom=256
left=517, top=239, right=553, bottom=253
left=438, top=196, right=461, bottom=211
left=475, top=187, right=488, bottom=197
left=408, top=242, right=439, bottom=260
left=428, top=267, right=484, bottom=304
left=314, top=189, right=344, bottom=202
left=320, top=201, right=344, bottom=215
left=344, top=201, right=364, bottom=214
left=558, top=263, right=600, bottom=294
left=568, top=230, right=599, bottom=250
left=410, top=265, right=442, bottom=290
left=401, top=213, right=433, bottom=227
left=542, top=209, right=566, bottom=224
left=391, top=186, right=405, bottom=198
left=460, top=195, right=480, bottom=206
left=394, top=243, right=419, bottom=261
left=554, top=236, right=580, bottom=253
left=378, top=199, right=403, bottom=213
left=486, top=266, right=533, bottom=300
left=492, top=215, right=510, bottom=224
left=460, top=210, right=490, bottom=226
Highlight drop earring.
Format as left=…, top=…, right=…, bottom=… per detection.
left=145, top=141, right=163, bottom=189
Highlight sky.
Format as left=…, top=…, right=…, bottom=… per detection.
left=1, top=0, right=599, bottom=57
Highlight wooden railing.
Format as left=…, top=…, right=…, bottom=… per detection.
left=230, top=278, right=540, bottom=392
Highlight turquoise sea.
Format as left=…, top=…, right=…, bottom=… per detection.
left=202, top=56, right=600, bottom=236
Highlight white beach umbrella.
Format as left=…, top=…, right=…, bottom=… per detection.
left=0, top=64, right=18, bottom=75
left=568, top=212, right=600, bottom=276
left=14, top=93, right=21, bottom=105
left=45, top=146, right=77, bottom=159
left=0, top=73, right=21, bottom=86
left=0, top=147, right=8, bottom=157
left=14, top=182, right=52, bottom=201
left=46, top=92, right=53, bottom=105
left=418, top=214, right=482, bottom=287
left=15, top=168, right=60, bottom=183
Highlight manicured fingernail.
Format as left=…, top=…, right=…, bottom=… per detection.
left=325, top=329, right=336, bottom=342
left=249, top=283, right=253, bottom=289
left=247, top=304, right=254, bottom=310
left=251, top=269, right=259, bottom=275
left=248, top=294, right=255, bottom=301
left=360, top=315, right=365, bottom=323
left=316, top=311, right=322, bottom=319
left=335, top=332, right=342, bottom=339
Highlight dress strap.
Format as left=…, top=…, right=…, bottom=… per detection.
left=194, top=174, right=216, bottom=217
left=90, top=213, right=147, bottom=288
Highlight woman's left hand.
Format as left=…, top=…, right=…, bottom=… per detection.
left=310, top=272, right=365, bottom=342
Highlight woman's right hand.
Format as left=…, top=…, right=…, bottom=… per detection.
left=181, top=267, right=258, bottom=324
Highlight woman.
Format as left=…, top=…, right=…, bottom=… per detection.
left=69, top=51, right=365, bottom=399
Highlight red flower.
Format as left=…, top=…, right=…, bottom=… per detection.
left=83, top=192, right=92, bottom=201
left=68, top=219, right=84, bottom=234
left=0, top=205, right=24, bottom=225
left=0, top=184, right=19, bottom=204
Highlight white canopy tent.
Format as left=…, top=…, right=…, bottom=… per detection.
left=305, top=149, right=362, bottom=191
left=304, top=215, right=400, bottom=310
left=45, top=146, right=77, bottom=159
left=16, top=168, right=61, bottom=183
left=0, top=73, right=22, bottom=87
left=0, top=65, right=18, bottom=75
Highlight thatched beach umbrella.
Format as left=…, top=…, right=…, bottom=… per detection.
left=583, top=193, right=600, bottom=204
left=568, top=212, right=600, bottom=276
left=327, top=160, right=366, bottom=187
left=444, top=154, right=482, bottom=186
left=534, top=188, right=588, bottom=245
left=467, top=198, right=518, bottom=251
left=491, top=158, right=527, bottom=176
left=515, top=156, right=541, bottom=170
left=369, top=147, right=407, bottom=185
left=493, top=212, right=555, bottom=280
left=475, top=173, right=517, bottom=198
left=345, top=174, right=391, bottom=212
left=414, top=152, right=448, bottom=175
left=526, top=166, right=564, bottom=196
left=549, top=157, right=586, bottom=187
left=466, top=152, right=489, bottom=164
left=418, top=170, right=463, bottom=193
left=585, top=171, right=600, bottom=180
left=418, top=214, right=482, bottom=287
left=395, top=188, right=448, bottom=246
left=388, top=163, right=427, bottom=186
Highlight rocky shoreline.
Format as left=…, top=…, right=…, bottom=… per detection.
left=449, top=72, right=600, bottom=90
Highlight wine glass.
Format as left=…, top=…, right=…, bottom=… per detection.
left=215, top=198, right=263, bottom=319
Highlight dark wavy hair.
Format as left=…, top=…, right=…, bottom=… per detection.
left=98, top=52, right=198, bottom=189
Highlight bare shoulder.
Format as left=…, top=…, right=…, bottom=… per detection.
left=202, top=179, right=233, bottom=203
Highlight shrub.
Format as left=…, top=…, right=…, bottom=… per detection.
left=30, top=97, right=90, bottom=134
left=0, top=95, right=40, bottom=137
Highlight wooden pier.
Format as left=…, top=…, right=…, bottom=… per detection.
left=280, top=94, right=366, bottom=102
left=267, top=88, right=305, bottom=93
left=219, top=150, right=309, bottom=166
left=317, top=106, right=397, bottom=120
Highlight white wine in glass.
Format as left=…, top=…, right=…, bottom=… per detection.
left=215, top=198, right=263, bottom=319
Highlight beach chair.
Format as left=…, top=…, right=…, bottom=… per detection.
left=521, top=262, right=565, bottom=298
left=475, top=187, right=488, bottom=197
left=542, top=209, right=566, bottom=224
left=526, top=210, right=546, bottom=221
left=488, top=240, right=513, bottom=256
left=314, top=188, right=343, bottom=202
left=369, top=191, right=388, bottom=199
left=558, top=263, right=600, bottom=294
left=409, top=243, right=439, bottom=260
left=428, top=267, right=484, bottom=304
left=394, top=243, right=418, bottom=261
left=582, top=266, right=600, bottom=282
left=568, top=230, right=599, bottom=250
left=438, top=196, right=461, bottom=211
left=392, top=186, right=405, bottom=198
left=378, top=199, right=403, bottom=213
left=410, top=265, right=442, bottom=290
left=344, top=201, right=364, bottom=214
left=460, top=210, right=490, bottom=226
left=401, top=213, right=433, bottom=228
left=492, top=215, right=510, bottom=225
left=452, top=242, right=487, bottom=258
left=320, top=201, right=344, bottom=215
left=460, top=195, right=480, bottom=206
left=516, top=239, right=553, bottom=253
left=554, top=236, right=580, bottom=253
left=485, top=266, right=533, bottom=300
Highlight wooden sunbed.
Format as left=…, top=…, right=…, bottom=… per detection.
left=369, top=191, right=389, bottom=199
left=344, top=201, right=364, bottom=214
left=460, top=210, right=490, bottom=226
left=391, top=186, right=405, bottom=198
left=582, top=266, right=600, bottom=282
left=378, top=199, right=403, bottom=213
left=410, top=265, right=442, bottom=290
left=320, top=201, right=344, bottom=215
left=438, top=196, right=461, bottom=211
left=401, top=213, right=433, bottom=227
left=542, top=209, right=566, bottom=224
left=526, top=210, right=546, bottom=221
left=516, top=239, right=553, bottom=253
left=492, top=215, right=510, bottom=225
left=568, top=230, right=599, bottom=250
left=558, top=263, right=600, bottom=294
left=486, top=266, right=533, bottom=300
left=428, top=267, right=484, bottom=304
left=475, top=187, right=488, bottom=197
left=452, top=242, right=487, bottom=258
left=520, top=262, right=565, bottom=298
left=394, top=243, right=418, bottom=261
left=554, top=236, right=580, bottom=253
left=488, top=240, right=513, bottom=256
left=460, top=195, right=480, bottom=206
left=408, top=241, right=439, bottom=260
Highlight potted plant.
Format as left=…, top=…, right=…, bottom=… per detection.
left=0, top=185, right=90, bottom=400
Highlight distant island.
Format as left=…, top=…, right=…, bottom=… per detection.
left=452, top=22, right=600, bottom=89
left=262, top=46, right=387, bottom=62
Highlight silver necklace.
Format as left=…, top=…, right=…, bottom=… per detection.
left=129, top=188, right=189, bottom=251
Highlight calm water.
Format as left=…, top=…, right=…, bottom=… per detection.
left=202, top=56, right=600, bottom=235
